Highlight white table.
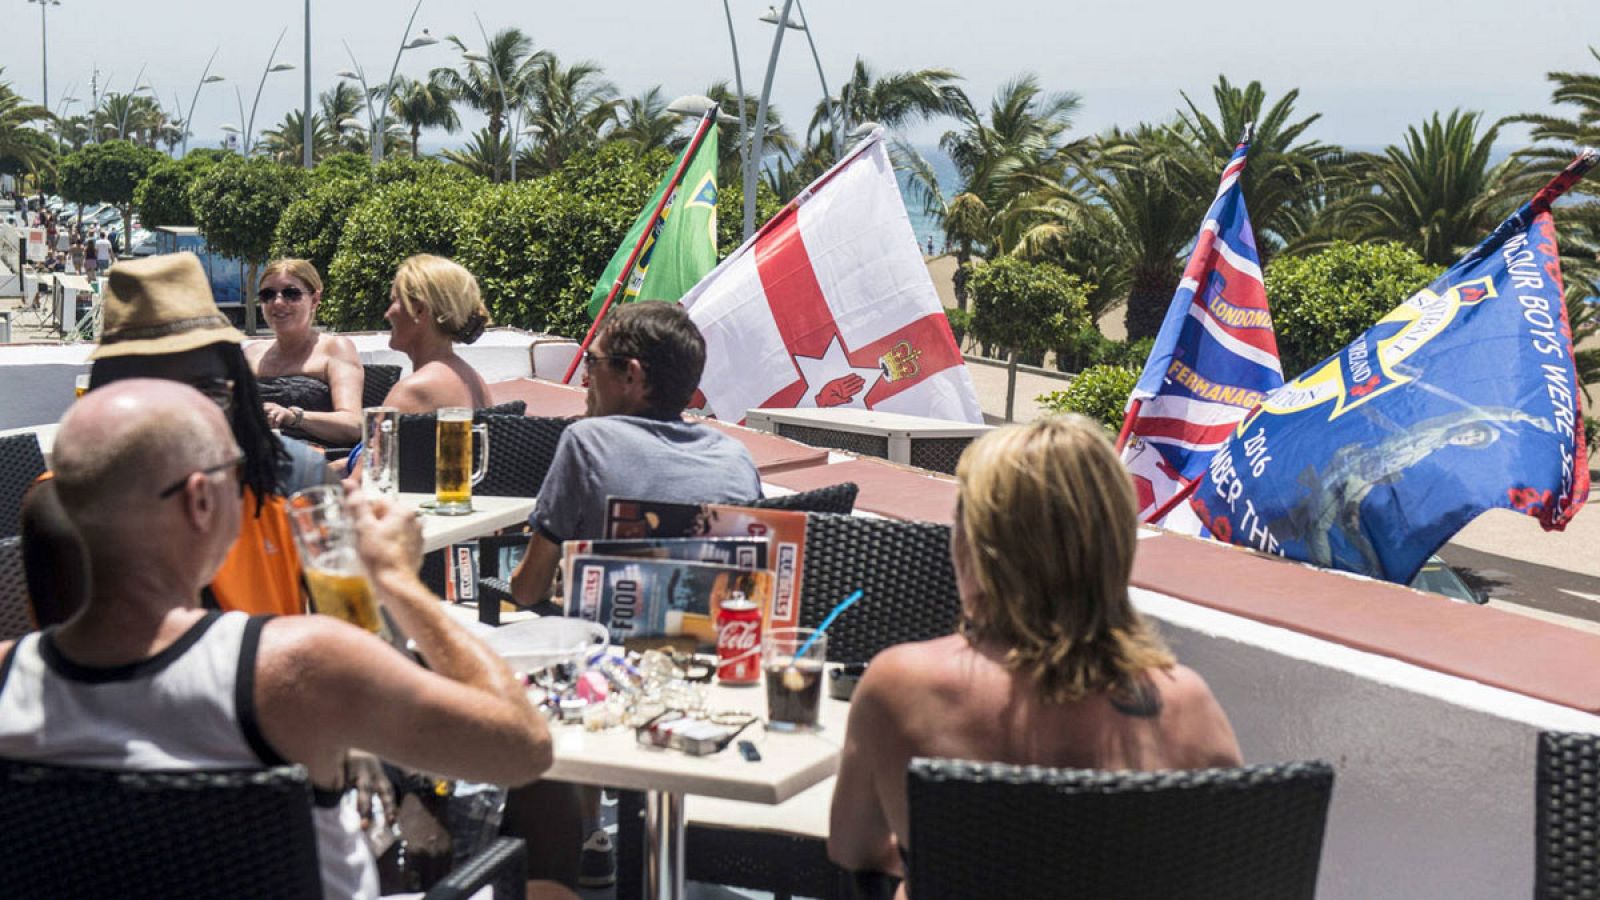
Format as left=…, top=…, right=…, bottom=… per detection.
left=544, top=679, right=848, bottom=899
left=402, top=492, right=536, bottom=552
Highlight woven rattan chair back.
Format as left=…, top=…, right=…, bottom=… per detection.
left=361, top=364, right=403, bottom=410
left=907, top=757, right=1334, bottom=900
left=0, top=433, right=48, bottom=538
left=396, top=402, right=528, bottom=494
left=477, top=415, right=575, bottom=497
left=750, top=482, right=859, bottom=516
left=0, top=537, right=32, bottom=641
left=797, top=513, right=960, bottom=664
left=0, top=760, right=323, bottom=898
left=1537, top=730, right=1600, bottom=898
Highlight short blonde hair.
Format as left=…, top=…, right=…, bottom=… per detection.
left=392, top=254, right=491, bottom=343
left=261, top=258, right=323, bottom=295
left=954, top=415, right=1174, bottom=703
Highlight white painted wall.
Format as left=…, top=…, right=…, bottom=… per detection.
left=1135, top=589, right=1600, bottom=899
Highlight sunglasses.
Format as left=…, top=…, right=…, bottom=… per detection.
left=158, top=453, right=246, bottom=500
left=583, top=350, right=634, bottom=369
left=257, top=286, right=307, bottom=304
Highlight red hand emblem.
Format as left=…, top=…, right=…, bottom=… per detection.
left=816, top=373, right=866, bottom=407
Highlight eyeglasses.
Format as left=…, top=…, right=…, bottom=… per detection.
left=257, top=286, right=307, bottom=304
left=190, top=377, right=236, bottom=414
left=158, top=454, right=246, bottom=499
left=583, top=350, right=633, bottom=369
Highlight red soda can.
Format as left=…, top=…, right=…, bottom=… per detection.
left=716, top=593, right=762, bottom=685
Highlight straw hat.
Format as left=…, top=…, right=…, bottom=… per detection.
left=90, top=252, right=244, bottom=359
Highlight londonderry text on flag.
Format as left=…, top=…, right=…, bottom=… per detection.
left=680, top=129, right=983, bottom=425
left=1190, top=149, right=1596, bottom=585
left=1119, top=132, right=1283, bottom=529
left=587, top=122, right=720, bottom=318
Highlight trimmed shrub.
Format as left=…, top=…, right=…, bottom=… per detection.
left=1266, top=241, right=1442, bottom=378
left=133, top=151, right=226, bottom=228
left=1038, top=364, right=1138, bottom=432
left=270, top=175, right=368, bottom=283
left=968, top=257, right=1092, bottom=360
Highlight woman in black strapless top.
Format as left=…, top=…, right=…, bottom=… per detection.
left=245, top=259, right=364, bottom=446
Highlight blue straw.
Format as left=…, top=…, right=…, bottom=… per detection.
left=795, top=589, right=863, bottom=660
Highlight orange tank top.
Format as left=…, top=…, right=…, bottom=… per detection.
left=208, top=489, right=307, bottom=616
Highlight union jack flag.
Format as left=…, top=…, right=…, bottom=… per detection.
left=1118, top=132, right=1284, bottom=530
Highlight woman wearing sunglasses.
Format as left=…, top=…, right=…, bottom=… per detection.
left=245, top=258, right=364, bottom=446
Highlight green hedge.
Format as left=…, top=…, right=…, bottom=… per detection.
left=1037, top=364, right=1138, bottom=432
left=968, top=257, right=1091, bottom=359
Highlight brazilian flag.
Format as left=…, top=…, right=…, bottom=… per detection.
left=587, top=125, right=720, bottom=318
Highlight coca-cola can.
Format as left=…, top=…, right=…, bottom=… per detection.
left=716, top=594, right=762, bottom=685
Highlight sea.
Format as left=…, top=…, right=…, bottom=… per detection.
left=897, top=145, right=960, bottom=254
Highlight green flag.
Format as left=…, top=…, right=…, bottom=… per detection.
left=587, top=125, right=720, bottom=319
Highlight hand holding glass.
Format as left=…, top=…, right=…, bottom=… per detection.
left=286, top=484, right=383, bottom=633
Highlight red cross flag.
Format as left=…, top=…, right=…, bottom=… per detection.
left=681, top=130, right=983, bottom=425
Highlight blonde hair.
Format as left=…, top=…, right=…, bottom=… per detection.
left=261, top=258, right=323, bottom=295
left=954, top=415, right=1174, bottom=703
left=392, top=254, right=491, bottom=343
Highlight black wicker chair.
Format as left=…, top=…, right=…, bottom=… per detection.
left=0, top=537, right=33, bottom=641
left=906, top=757, right=1334, bottom=900
left=1537, top=730, right=1600, bottom=898
left=0, top=758, right=525, bottom=899
left=477, top=414, right=575, bottom=498
left=0, top=432, right=48, bottom=538
left=361, top=363, right=403, bottom=409
left=395, top=402, right=529, bottom=495
left=749, top=482, right=860, bottom=516
left=617, top=513, right=963, bottom=899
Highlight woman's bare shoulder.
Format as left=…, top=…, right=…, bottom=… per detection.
left=242, top=339, right=272, bottom=366
left=318, top=332, right=362, bottom=365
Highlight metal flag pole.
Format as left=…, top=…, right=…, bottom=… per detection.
left=561, top=108, right=721, bottom=385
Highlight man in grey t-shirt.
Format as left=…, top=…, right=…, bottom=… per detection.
left=509, top=301, right=761, bottom=608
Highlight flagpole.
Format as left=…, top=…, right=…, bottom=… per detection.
left=1143, top=474, right=1203, bottom=526
left=562, top=108, right=720, bottom=385
left=1114, top=400, right=1141, bottom=453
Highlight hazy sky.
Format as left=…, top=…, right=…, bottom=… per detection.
left=8, top=0, right=1597, bottom=151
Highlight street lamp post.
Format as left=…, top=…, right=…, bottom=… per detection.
left=749, top=0, right=797, bottom=241
left=460, top=49, right=507, bottom=184
left=761, top=1, right=841, bottom=159
left=181, top=50, right=225, bottom=158
left=340, top=0, right=435, bottom=165
left=27, top=0, right=60, bottom=115
left=718, top=0, right=753, bottom=238
left=243, top=29, right=295, bottom=159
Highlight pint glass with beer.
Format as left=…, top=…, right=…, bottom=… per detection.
left=434, top=407, right=488, bottom=516
left=286, top=484, right=384, bottom=633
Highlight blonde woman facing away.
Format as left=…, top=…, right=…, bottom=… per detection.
left=245, top=258, right=364, bottom=446
left=827, top=416, right=1242, bottom=896
left=382, top=254, right=493, bottom=414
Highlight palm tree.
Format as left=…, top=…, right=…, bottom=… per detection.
left=1337, top=110, right=1523, bottom=265
left=702, top=80, right=797, bottom=190
left=517, top=52, right=620, bottom=177
left=389, top=74, right=459, bottom=160
left=813, top=57, right=965, bottom=143
left=442, top=127, right=510, bottom=179
left=611, top=86, right=682, bottom=152
left=1511, top=46, right=1600, bottom=200
left=320, top=82, right=369, bottom=154
left=259, top=109, right=338, bottom=165
left=433, top=27, right=543, bottom=180
left=0, top=73, right=53, bottom=175
left=1174, top=76, right=1350, bottom=261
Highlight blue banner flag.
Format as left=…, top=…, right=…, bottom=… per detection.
left=1119, top=132, right=1284, bottom=529
left=1189, top=150, right=1596, bottom=584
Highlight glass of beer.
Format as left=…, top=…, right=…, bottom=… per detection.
left=361, top=406, right=400, bottom=500
left=434, top=407, right=488, bottom=516
left=763, top=627, right=827, bottom=731
left=285, top=484, right=383, bottom=633
left=74, top=374, right=90, bottom=398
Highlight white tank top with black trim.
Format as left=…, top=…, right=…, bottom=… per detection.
left=0, top=610, right=378, bottom=899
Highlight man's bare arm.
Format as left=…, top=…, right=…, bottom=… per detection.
left=509, top=532, right=561, bottom=609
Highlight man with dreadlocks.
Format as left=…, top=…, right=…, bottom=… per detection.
left=22, top=253, right=331, bottom=623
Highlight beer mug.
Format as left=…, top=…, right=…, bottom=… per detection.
left=285, top=484, right=383, bottom=633
left=434, top=407, right=488, bottom=516
left=361, top=406, right=400, bottom=500
left=74, top=374, right=90, bottom=398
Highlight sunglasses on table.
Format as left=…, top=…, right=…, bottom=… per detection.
left=158, top=453, right=247, bottom=499
left=257, top=287, right=307, bottom=304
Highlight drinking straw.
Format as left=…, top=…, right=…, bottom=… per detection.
left=794, top=589, right=863, bottom=660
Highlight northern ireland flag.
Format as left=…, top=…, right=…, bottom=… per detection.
left=681, top=129, right=983, bottom=425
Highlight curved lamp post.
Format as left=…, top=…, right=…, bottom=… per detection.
left=760, top=1, right=841, bottom=159
left=27, top=0, right=61, bottom=115
left=718, top=0, right=752, bottom=236
left=181, top=49, right=225, bottom=158
left=749, top=0, right=797, bottom=241
left=339, top=0, right=435, bottom=164
left=235, top=30, right=294, bottom=158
